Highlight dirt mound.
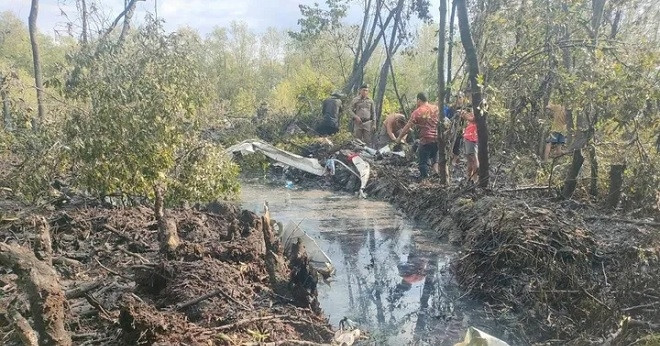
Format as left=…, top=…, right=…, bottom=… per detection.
left=0, top=200, right=334, bottom=345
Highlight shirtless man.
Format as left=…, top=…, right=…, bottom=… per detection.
left=375, top=113, right=407, bottom=148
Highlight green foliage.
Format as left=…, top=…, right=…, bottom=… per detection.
left=63, top=18, right=236, bottom=203
left=168, top=141, right=240, bottom=204
left=289, top=0, right=349, bottom=42
left=2, top=129, right=69, bottom=202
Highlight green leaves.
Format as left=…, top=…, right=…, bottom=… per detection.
left=63, top=18, right=237, bottom=204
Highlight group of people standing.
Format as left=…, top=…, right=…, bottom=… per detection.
left=318, top=83, right=570, bottom=184
left=317, top=83, right=482, bottom=182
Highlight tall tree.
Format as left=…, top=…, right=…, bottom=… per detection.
left=445, top=0, right=457, bottom=103
left=28, top=0, right=45, bottom=131
left=119, top=0, right=139, bottom=42
left=436, top=0, right=448, bottom=184
left=1, top=75, right=10, bottom=131
left=457, top=0, right=489, bottom=188
left=342, top=0, right=396, bottom=93
left=79, top=0, right=88, bottom=44
left=374, top=0, right=405, bottom=125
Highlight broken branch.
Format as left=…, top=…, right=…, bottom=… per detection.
left=66, top=280, right=104, bottom=299
left=0, top=243, right=72, bottom=346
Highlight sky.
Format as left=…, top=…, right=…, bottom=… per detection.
left=1, top=0, right=440, bottom=37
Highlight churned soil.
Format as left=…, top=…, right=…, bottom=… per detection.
left=0, top=198, right=334, bottom=345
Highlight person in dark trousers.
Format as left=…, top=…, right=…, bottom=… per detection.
left=396, top=92, right=440, bottom=179
left=316, top=92, right=344, bottom=136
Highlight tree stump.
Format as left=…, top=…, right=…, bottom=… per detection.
left=32, top=216, right=53, bottom=264
left=562, top=149, right=584, bottom=199
left=154, top=185, right=180, bottom=253
left=606, top=164, right=626, bottom=209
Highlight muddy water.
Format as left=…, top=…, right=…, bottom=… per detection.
left=240, top=183, right=494, bottom=345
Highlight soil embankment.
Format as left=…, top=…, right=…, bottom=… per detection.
left=287, top=145, right=660, bottom=345
left=0, top=199, right=333, bottom=345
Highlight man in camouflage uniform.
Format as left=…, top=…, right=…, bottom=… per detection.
left=348, top=84, right=376, bottom=145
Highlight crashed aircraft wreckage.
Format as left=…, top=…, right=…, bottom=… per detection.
left=226, top=139, right=372, bottom=198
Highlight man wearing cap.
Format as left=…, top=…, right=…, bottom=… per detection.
left=348, top=84, right=376, bottom=144
left=317, top=92, right=344, bottom=136
left=396, top=92, right=440, bottom=179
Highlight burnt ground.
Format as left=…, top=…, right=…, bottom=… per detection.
left=0, top=196, right=334, bottom=345
left=275, top=142, right=660, bottom=345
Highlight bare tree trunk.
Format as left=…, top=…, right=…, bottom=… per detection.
left=154, top=185, right=180, bottom=253
left=606, top=164, right=625, bottom=208
left=445, top=0, right=457, bottom=103
left=374, top=0, right=404, bottom=126
left=588, top=144, right=598, bottom=196
left=1, top=75, right=11, bottom=131
left=343, top=2, right=395, bottom=93
left=609, top=9, right=622, bottom=39
left=0, top=243, right=72, bottom=346
left=437, top=0, right=449, bottom=185
left=591, top=0, right=607, bottom=45
left=351, top=0, right=372, bottom=82
left=565, top=108, right=574, bottom=145
left=28, top=0, right=45, bottom=131
left=80, top=0, right=88, bottom=44
left=559, top=3, right=574, bottom=145
left=119, top=0, right=138, bottom=42
left=457, top=0, right=489, bottom=188
left=562, top=149, right=584, bottom=199
left=101, top=0, right=144, bottom=42
left=515, top=0, right=527, bottom=45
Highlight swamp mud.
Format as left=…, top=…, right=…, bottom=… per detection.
left=0, top=199, right=334, bottom=345
left=263, top=141, right=660, bottom=345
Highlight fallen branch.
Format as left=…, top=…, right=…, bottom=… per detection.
left=175, top=289, right=223, bottom=311
left=119, top=247, right=150, bottom=264
left=621, top=302, right=658, bottom=312
left=0, top=243, right=72, bottom=346
left=102, top=224, right=133, bottom=242
left=95, top=258, right=133, bottom=280
left=175, top=288, right=250, bottom=311
left=213, top=314, right=289, bottom=331
left=66, top=280, right=104, bottom=299
left=584, top=216, right=660, bottom=228
left=242, top=341, right=330, bottom=346
left=582, top=288, right=611, bottom=311
left=500, top=186, right=551, bottom=192
left=10, top=308, right=38, bottom=346
left=84, top=294, right=112, bottom=320
left=53, top=256, right=83, bottom=267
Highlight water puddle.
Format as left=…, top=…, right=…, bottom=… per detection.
left=240, top=183, right=496, bottom=345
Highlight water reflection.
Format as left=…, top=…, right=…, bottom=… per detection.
left=240, top=184, right=489, bottom=345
